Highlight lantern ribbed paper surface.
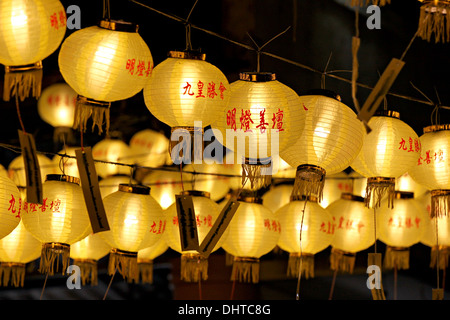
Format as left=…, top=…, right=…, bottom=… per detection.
left=100, top=184, right=165, bottom=282
left=327, top=194, right=375, bottom=273
left=8, top=154, right=56, bottom=187
left=351, top=112, right=420, bottom=208
left=276, top=197, right=334, bottom=278
left=0, top=175, right=22, bottom=240
left=280, top=92, right=364, bottom=202
left=0, top=0, right=66, bottom=101
left=212, top=72, right=304, bottom=189
left=137, top=239, right=168, bottom=284
left=58, top=20, right=153, bottom=134
left=164, top=190, right=221, bottom=282
left=377, top=192, right=426, bottom=269
left=0, top=221, right=41, bottom=287
left=222, top=198, right=280, bottom=283
left=92, top=138, right=133, bottom=178
left=129, top=129, right=170, bottom=168
left=21, top=174, right=91, bottom=275
left=409, top=125, right=450, bottom=218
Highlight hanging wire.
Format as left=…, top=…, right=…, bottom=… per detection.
left=295, top=197, right=309, bottom=300
left=103, top=0, right=111, bottom=21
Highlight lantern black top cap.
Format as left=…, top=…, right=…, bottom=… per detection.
left=424, top=124, right=450, bottom=133
left=240, top=72, right=276, bottom=82
left=98, top=19, right=139, bottom=33
left=46, top=174, right=80, bottom=185
left=303, top=89, right=341, bottom=102
left=168, top=50, right=206, bottom=61
left=118, top=184, right=150, bottom=195
left=375, top=109, right=400, bottom=119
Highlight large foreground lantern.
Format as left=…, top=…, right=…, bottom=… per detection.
left=280, top=90, right=364, bottom=202
left=59, top=19, right=153, bottom=134
left=0, top=0, right=66, bottom=101
left=0, top=175, right=22, bottom=240
left=212, top=72, right=304, bottom=190
left=351, top=110, right=420, bottom=209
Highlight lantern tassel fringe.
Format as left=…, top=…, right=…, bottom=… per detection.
left=287, top=253, right=314, bottom=279
left=108, top=249, right=139, bottom=283
left=241, top=163, right=272, bottom=190
left=180, top=254, right=208, bottom=282
left=74, top=260, right=98, bottom=286
left=365, top=178, right=395, bottom=209
left=330, top=249, right=356, bottom=274
left=3, top=68, right=43, bottom=102
left=73, top=100, right=110, bottom=135
left=138, top=262, right=154, bottom=284
left=231, top=257, right=260, bottom=283
left=383, top=247, right=409, bottom=270
left=430, top=192, right=450, bottom=218
left=417, top=3, right=450, bottom=44
left=0, top=263, right=25, bottom=287
left=291, top=165, right=326, bottom=201
left=39, top=243, right=70, bottom=276
left=430, top=247, right=450, bottom=270
left=350, top=0, right=390, bottom=7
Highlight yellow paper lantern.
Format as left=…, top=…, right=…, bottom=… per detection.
left=8, top=154, right=57, bottom=187
left=58, top=19, right=153, bottom=134
left=129, top=129, right=170, bottom=168
left=280, top=91, right=365, bottom=202
left=272, top=158, right=296, bottom=180
left=321, top=171, right=354, bottom=209
left=100, top=184, right=165, bottom=282
left=21, top=174, right=91, bottom=275
left=417, top=0, right=450, bottom=43
left=137, top=238, right=168, bottom=284
left=92, top=138, right=133, bottom=178
left=0, top=0, right=66, bottom=101
left=222, top=196, right=280, bottom=283
left=0, top=220, right=41, bottom=287
left=0, top=175, right=22, bottom=240
left=52, top=146, right=80, bottom=178
left=142, top=169, right=193, bottom=210
left=396, top=172, right=428, bottom=198
left=351, top=111, right=420, bottom=208
left=70, top=232, right=111, bottom=286
left=276, top=196, right=334, bottom=278
left=211, top=72, right=304, bottom=189
left=408, top=124, right=450, bottom=218
left=99, top=175, right=136, bottom=199
left=262, top=184, right=293, bottom=213
left=327, top=193, right=375, bottom=273
left=164, top=190, right=222, bottom=282
left=377, top=191, right=426, bottom=270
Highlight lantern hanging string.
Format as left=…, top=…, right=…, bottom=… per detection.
left=295, top=196, right=308, bottom=301
left=14, top=93, right=26, bottom=134
left=103, top=265, right=117, bottom=300
left=129, top=0, right=449, bottom=110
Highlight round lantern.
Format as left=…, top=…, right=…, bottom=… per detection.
left=276, top=196, right=334, bottom=279
left=351, top=110, right=420, bottom=209
left=99, top=175, right=136, bottom=199
left=8, top=154, right=57, bottom=188
left=321, top=171, right=354, bottom=209
left=164, top=190, right=222, bottom=282
left=377, top=191, right=426, bottom=270
left=70, top=232, right=111, bottom=286
left=137, top=238, right=168, bottom=284
left=327, top=193, right=375, bottom=273
left=58, top=19, right=153, bottom=134
left=0, top=175, right=22, bottom=240
left=52, top=146, right=80, bottom=179
left=262, top=184, right=293, bottom=213
left=396, top=172, right=428, bottom=198
left=129, top=129, right=170, bottom=168
left=409, top=124, right=450, bottom=218
left=100, top=184, right=165, bottom=283
left=211, top=72, right=304, bottom=190
left=272, top=158, right=296, bottom=180
left=222, top=196, right=280, bottom=283
left=0, top=220, right=41, bottom=287
left=21, top=174, right=91, bottom=275
left=0, top=0, right=66, bottom=101
left=142, top=169, right=193, bottom=210
left=280, top=90, right=365, bottom=203
left=417, top=0, right=450, bottom=43
left=92, top=138, right=133, bottom=178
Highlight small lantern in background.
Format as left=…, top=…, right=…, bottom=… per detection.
left=0, top=221, right=41, bottom=287
left=164, top=190, right=222, bottom=282
left=0, top=175, right=22, bottom=240
left=321, top=171, right=354, bottom=209
left=276, top=196, right=334, bottom=279
left=92, top=138, right=133, bottom=179
left=222, top=195, right=280, bottom=283
left=70, top=232, right=111, bottom=286
left=262, top=184, right=293, bottom=213
left=99, top=175, right=137, bottom=199
left=280, top=90, right=364, bottom=202
left=52, top=146, right=80, bottom=179
left=59, top=19, right=153, bottom=134
left=37, top=83, right=77, bottom=143
left=351, top=111, right=420, bottom=209
left=100, top=184, right=165, bottom=283
left=0, top=0, right=66, bottom=101
left=137, top=238, right=168, bottom=284
left=417, top=0, right=450, bottom=43
left=21, top=174, right=91, bottom=275
left=8, top=154, right=57, bottom=188
left=212, top=72, right=304, bottom=190
left=396, top=172, right=428, bottom=198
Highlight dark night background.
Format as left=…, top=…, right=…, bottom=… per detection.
left=0, top=0, right=449, bottom=301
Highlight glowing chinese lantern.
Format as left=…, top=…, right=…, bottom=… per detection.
left=129, top=129, right=170, bottom=168
left=142, top=169, right=193, bottom=210
left=37, top=83, right=77, bottom=142
left=377, top=191, right=426, bottom=270
left=59, top=19, right=153, bottom=134
left=164, top=190, right=222, bottom=282
left=8, top=154, right=57, bottom=187
left=69, top=232, right=111, bottom=286
left=409, top=124, right=450, bottom=218
left=52, top=146, right=80, bottom=179
left=212, top=72, right=304, bottom=190
left=0, top=0, right=66, bottom=101
left=396, top=172, right=428, bottom=198
left=280, top=90, right=364, bottom=203
left=417, top=0, right=450, bottom=43
left=351, top=111, right=420, bottom=208
left=222, top=196, right=280, bottom=283
left=92, top=138, right=133, bottom=178
left=262, top=184, right=293, bottom=213
left=21, top=174, right=91, bottom=275
left=0, top=221, right=41, bottom=287
left=321, top=171, right=354, bottom=209
left=99, top=175, right=136, bottom=199
left=276, top=196, right=334, bottom=279
left=327, top=193, right=375, bottom=273
left=100, top=184, right=165, bottom=282
left=272, top=158, right=296, bottom=180
left=0, top=175, right=22, bottom=240
left=137, top=238, right=168, bottom=284
left=0, top=164, right=7, bottom=178
left=348, top=170, right=367, bottom=197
